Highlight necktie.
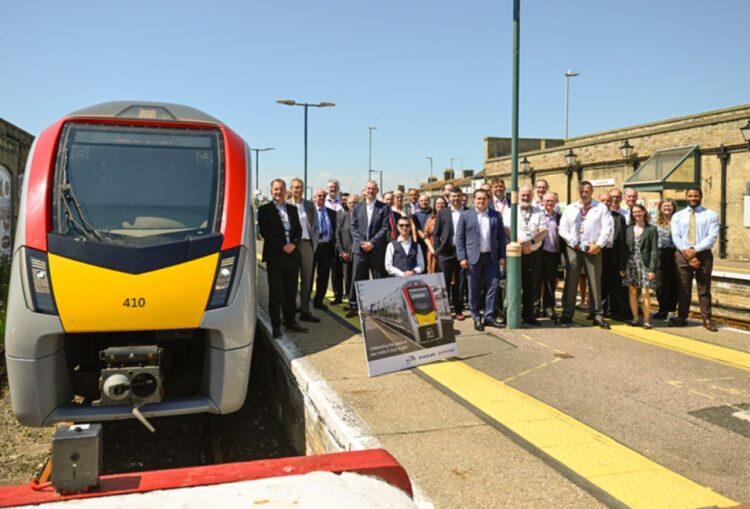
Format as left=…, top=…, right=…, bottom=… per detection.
left=389, top=212, right=397, bottom=240
left=319, top=209, right=327, bottom=239
left=688, top=208, right=696, bottom=245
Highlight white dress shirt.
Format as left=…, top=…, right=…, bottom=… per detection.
left=451, top=206, right=462, bottom=245
left=293, top=200, right=311, bottom=240
left=620, top=207, right=631, bottom=225
left=516, top=205, right=544, bottom=243
left=476, top=209, right=492, bottom=253
left=325, top=195, right=343, bottom=212
left=385, top=239, right=425, bottom=277
left=559, top=199, right=614, bottom=250
left=365, top=199, right=376, bottom=228
left=670, top=205, right=719, bottom=252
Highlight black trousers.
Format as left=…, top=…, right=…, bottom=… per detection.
left=331, top=255, right=344, bottom=301
left=522, top=251, right=541, bottom=321
left=313, top=241, right=334, bottom=305
left=657, top=247, right=678, bottom=314
left=438, top=255, right=465, bottom=314
left=267, top=250, right=301, bottom=328
left=539, top=250, right=558, bottom=313
left=676, top=250, right=713, bottom=321
left=342, top=259, right=354, bottom=304
left=349, top=250, right=386, bottom=308
left=600, top=247, right=622, bottom=316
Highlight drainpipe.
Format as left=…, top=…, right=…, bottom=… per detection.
left=716, top=144, right=729, bottom=259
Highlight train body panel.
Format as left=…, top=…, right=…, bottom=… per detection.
left=4, top=101, right=257, bottom=427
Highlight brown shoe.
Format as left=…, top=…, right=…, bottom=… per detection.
left=703, top=319, right=718, bottom=332
left=345, top=309, right=359, bottom=318
left=285, top=322, right=309, bottom=333
left=455, top=312, right=466, bottom=321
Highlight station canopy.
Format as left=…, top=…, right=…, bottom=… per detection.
left=625, top=145, right=699, bottom=192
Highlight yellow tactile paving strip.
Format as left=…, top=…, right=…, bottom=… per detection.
left=256, top=255, right=739, bottom=507
left=418, top=360, right=737, bottom=509
left=574, top=312, right=750, bottom=372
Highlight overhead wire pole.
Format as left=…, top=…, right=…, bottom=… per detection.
left=506, top=0, right=522, bottom=330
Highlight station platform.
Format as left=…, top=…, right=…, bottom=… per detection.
left=256, top=263, right=750, bottom=508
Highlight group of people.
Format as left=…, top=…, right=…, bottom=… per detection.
left=258, top=175, right=720, bottom=338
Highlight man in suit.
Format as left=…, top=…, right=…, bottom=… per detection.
left=312, top=188, right=337, bottom=311
left=456, top=189, right=507, bottom=331
left=597, top=191, right=627, bottom=319
left=325, top=179, right=345, bottom=305
left=336, top=194, right=358, bottom=310
left=538, top=192, right=562, bottom=320
left=346, top=180, right=391, bottom=317
left=434, top=187, right=467, bottom=321
left=288, top=178, right=320, bottom=323
left=670, top=187, right=720, bottom=331
left=258, top=179, right=308, bottom=338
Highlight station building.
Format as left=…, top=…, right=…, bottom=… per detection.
left=0, top=118, right=34, bottom=256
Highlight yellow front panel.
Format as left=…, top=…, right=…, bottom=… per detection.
left=415, top=311, right=437, bottom=326
left=49, top=253, right=219, bottom=332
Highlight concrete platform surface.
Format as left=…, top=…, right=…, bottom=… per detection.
left=256, top=264, right=750, bottom=508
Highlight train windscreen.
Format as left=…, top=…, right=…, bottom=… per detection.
left=54, top=124, right=223, bottom=245
left=406, top=286, right=434, bottom=315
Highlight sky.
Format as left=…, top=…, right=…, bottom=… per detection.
left=2, top=0, right=749, bottom=198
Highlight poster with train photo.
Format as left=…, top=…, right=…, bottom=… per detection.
left=354, top=273, right=458, bottom=377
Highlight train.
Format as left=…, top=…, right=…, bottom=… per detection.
left=369, top=280, right=442, bottom=345
left=4, top=101, right=257, bottom=427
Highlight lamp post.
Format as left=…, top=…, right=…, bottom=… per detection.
left=450, top=157, right=464, bottom=175
left=506, top=0, right=522, bottom=330
left=249, top=147, right=274, bottom=198
left=564, top=69, right=580, bottom=139
left=368, top=125, right=377, bottom=183
left=276, top=99, right=335, bottom=198
left=741, top=120, right=750, bottom=147
left=619, top=140, right=639, bottom=171
left=426, top=156, right=433, bottom=181
left=565, top=149, right=578, bottom=204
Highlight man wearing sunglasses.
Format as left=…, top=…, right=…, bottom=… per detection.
left=385, top=218, right=425, bottom=277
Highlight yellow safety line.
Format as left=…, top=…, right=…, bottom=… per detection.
left=418, top=360, right=738, bottom=509
left=574, top=312, right=750, bottom=372
left=257, top=251, right=739, bottom=506
left=714, top=263, right=750, bottom=274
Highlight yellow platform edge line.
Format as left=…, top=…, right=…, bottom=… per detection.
left=574, top=312, right=750, bottom=372
left=418, top=360, right=738, bottom=509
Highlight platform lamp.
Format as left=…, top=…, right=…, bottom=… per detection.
left=520, top=156, right=533, bottom=184
left=565, top=149, right=577, bottom=204
left=741, top=120, right=750, bottom=148
left=619, top=140, right=638, bottom=171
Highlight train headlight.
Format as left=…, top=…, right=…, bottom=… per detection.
left=24, top=248, right=58, bottom=315
left=207, top=248, right=240, bottom=309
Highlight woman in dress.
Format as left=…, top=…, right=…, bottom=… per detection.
left=653, top=199, right=678, bottom=320
left=619, top=204, right=659, bottom=328
left=422, top=196, right=446, bottom=274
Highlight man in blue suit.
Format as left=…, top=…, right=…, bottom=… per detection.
left=345, top=180, right=392, bottom=317
left=456, top=189, right=506, bottom=331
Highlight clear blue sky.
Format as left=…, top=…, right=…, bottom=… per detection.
left=3, top=0, right=748, bottom=197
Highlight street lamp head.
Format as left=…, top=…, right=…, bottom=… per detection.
left=520, top=156, right=531, bottom=173
left=565, top=149, right=577, bottom=167
left=565, top=70, right=580, bottom=77
left=619, top=140, right=634, bottom=160
left=740, top=120, right=750, bottom=145
left=276, top=99, right=296, bottom=106
left=317, top=102, right=336, bottom=108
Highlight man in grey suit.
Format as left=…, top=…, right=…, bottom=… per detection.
left=345, top=180, right=391, bottom=317
left=456, top=189, right=506, bottom=331
left=289, top=177, right=320, bottom=323
left=336, top=194, right=358, bottom=310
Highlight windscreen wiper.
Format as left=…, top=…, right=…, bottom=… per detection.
left=60, top=182, right=104, bottom=241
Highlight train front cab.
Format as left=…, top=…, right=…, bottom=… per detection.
left=4, top=102, right=257, bottom=427
left=403, top=283, right=442, bottom=344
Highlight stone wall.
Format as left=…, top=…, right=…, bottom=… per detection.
left=0, top=118, right=35, bottom=233
left=482, top=104, right=750, bottom=261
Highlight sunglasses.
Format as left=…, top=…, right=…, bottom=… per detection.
left=397, top=224, right=411, bottom=228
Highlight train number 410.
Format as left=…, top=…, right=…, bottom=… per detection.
left=123, top=297, right=146, bottom=308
